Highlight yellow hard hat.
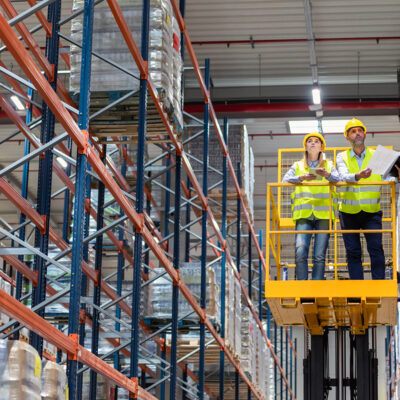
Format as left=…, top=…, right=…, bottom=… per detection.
left=303, top=132, right=326, bottom=151
left=344, top=118, right=367, bottom=137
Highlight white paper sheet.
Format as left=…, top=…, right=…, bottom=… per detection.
left=367, top=145, right=400, bottom=176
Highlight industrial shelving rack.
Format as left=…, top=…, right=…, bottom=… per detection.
left=0, top=0, right=296, bottom=398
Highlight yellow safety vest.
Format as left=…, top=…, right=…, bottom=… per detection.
left=338, top=148, right=382, bottom=214
left=291, top=160, right=337, bottom=221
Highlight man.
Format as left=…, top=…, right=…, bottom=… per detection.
left=337, top=118, right=399, bottom=280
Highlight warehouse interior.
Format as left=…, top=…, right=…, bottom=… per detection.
left=0, top=0, right=399, bottom=399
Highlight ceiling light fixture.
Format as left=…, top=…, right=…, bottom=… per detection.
left=289, top=119, right=349, bottom=134
left=56, top=156, right=68, bottom=169
left=10, top=95, right=25, bottom=111
left=312, top=85, right=321, bottom=105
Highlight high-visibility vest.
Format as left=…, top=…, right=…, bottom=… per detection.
left=338, top=148, right=382, bottom=214
left=291, top=160, right=337, bottom=221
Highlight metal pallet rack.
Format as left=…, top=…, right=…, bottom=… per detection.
left=0, top=0, right=296, bottom=398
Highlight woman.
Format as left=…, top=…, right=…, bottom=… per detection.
left=282, top=132, right=340, bottom=280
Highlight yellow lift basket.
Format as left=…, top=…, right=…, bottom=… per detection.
left=265, top=147, right=398, bottom=335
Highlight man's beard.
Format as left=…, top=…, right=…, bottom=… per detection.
left=353, top=137, right=364, bottom=145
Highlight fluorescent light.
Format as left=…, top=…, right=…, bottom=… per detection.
left=321, top=120, right=348, bottom=133
left=56, top=156, right=68, bottom=169
left=289, top=120, right=318, bottom=134
left=10, top=95, right=25, bottom=111
left=312, top=87, right=321, bottom=105
left=289, top=119, right=349, bottom=134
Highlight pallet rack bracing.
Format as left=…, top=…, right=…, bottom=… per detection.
left=0, top=0, right=295, bottom=399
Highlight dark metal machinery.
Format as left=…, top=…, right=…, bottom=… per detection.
left=303, top=328, right=378, bottom=400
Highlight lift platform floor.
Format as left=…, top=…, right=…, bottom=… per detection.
left=265, top=280, right=397, bottom=335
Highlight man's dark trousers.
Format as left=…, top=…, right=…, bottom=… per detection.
left=339, top=210, right=385, bottom=279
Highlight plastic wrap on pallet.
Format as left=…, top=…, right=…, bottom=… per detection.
left=225, top=265, right=235, bottom=352
left=172, top=16, right=183, bottom=129
left=242, top=124, right=249, bottom=205
left=0, top=340, right=42, bottom=399
left=70, top=0, right=176, bottom=108
left=82, top=371, right=114, bottom=399
left=20, top=327, right=30, bottom=343
left=187, top=124, right=253, bottom=220
left=87, top=279, right=150, bottom=349
left=224, top=265, right=241, bottom=359
left=251, top=317, right=257, bottom=386
left=240, top=306, right=254, bottom=379
left=0, top=277, right=11, bottom=325
left=249, top=145, right=255, bottom=221
left=43, top=341, right=57, bottom=360
left=234, top=277, right=241, bottom=359
left=41, top=361, right=67, bottom=400
left=148, top=263, right=220, bottom=321
left=255, top=329, right=263, bottom=391
left=264, top=342, right=271, bottom=399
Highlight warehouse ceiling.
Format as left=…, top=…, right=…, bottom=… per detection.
left=184, top=0, right=400, bottom=108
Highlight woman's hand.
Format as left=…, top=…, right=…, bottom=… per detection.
left=315, top=168, right=331, bottom=178
left=300, top=174, right=317, bottom=181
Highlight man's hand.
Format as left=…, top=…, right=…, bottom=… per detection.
left=395, top=164, right=400, bottom=180
left=355, top=168, right=371, bottom=181
left=315, top=168, right=330, bottom=178
left=300, top=174, right=317, bottom=181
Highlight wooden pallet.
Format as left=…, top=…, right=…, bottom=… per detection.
left=166, top=337, right=241, bottom=365
left=84, top=91, right=181, bottom=145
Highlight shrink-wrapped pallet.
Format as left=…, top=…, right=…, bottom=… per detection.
left=70, top=0, right=180, bottom=112
left=0, top=277, right=11, bottom=325
left=41, top=361, right=67, bottom=400
left=82, top=371, right=113, bottom=399
left=248, top=146, right=255, bottom=221
left=148, top=263, right=220, bottom=322
left=255, top=330, right=264, bottom=392
left=43, top=342, right=57, bottom=361
left=225, top=266, right=235, bottom=353
left=225, top=266, right=241, bottom=359
left=0, top=340, right=41, bottom=399
left=264, top=343, right=272, bottom=399
left=250, top=316, right=257, bottom=384
left=234, top=277, right=241, bottom=359
left=240, top=306, right=254, bottom=379
left=171, top=16, right=183, bottom=128
left=187, top=124, right=254, bottom=221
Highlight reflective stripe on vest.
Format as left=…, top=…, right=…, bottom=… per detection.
left=291, top=160, right=337, bottom=221
left=344, top=185, right=381, bottom=193
left=340, top=198, right=380, bottom=206
left=338, top=148, right=382, bottom=214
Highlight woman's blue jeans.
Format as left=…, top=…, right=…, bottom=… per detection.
left=295, top=217, right=330, bottom=280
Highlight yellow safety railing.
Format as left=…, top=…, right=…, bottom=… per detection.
left=266, top=181, right=397, bottom=282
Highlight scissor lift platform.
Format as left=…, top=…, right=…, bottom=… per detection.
left=266, top=279, right=397, bottom=335
left=265, top=146, right=398, bottom=336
